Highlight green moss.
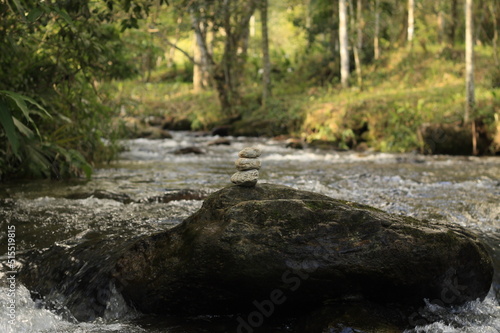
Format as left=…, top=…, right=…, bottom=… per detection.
left=303, top=200, right=337, bottom=211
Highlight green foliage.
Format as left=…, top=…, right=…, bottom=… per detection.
left=233, top=95, right=305, bottom=137
left=291, top=51, right=340, bottom=86
left=488, top=67, right=500, bottom=89
left=0, top=90, right=92, bottom=179
left=377, top=101, right=423, bottom=153
left=0, top=0, right=167, bottom=179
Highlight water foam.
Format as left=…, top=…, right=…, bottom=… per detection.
left=405, top=294, right=500, bottom=333
left=0, top=283, right=143, bottom=333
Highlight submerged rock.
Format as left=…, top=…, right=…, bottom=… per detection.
left=65, top=190, right=134, bottom=204
left=112, top=184, right=493, bottom=317
left=173, top=146, right=205, bottom=155
left=207, top=138, right=231, bottom=146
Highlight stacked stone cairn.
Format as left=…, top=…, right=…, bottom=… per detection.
left=230, top=147, right=262, bottom=187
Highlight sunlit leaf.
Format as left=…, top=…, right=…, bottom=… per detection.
left=0, top=90, right=31, bottom=123
left=21, top=96, right=51, bottom=118
left=13, top=117, right=35, bottom=139
left=0, top=90, right=51, bottom=138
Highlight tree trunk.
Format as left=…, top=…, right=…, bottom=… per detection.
left=407, top=0, right=415, bottom=46
left=449, top=0, right=458, bottom=45
left=305, top=0, right=312, bottom=48
left=193, top=30, right=210, bottom=92
left=191, top=14, right=213, bottom=93
left=216, top=0, right=258, bottom=116
left=188, top=1, right=258, bottom=116
left=490, top=1, right=499, bottom=66
left=193, top=32, right=202, bottom=92
left=356, top=0, right=363, bottom=87
left=374, top=0, right=380, bottom=60
left=219, top=0, right=236, bottom=115
left=356, top=0, right=363, bottom=52
left=348, top=0, right=362, bottom=88
left=437, top=0, right=445, bottom=44
left=250, top=15, right=256, bottom=37
left=339, top=0, right=349, bottom=88
left=261, top=0, right=271, bottom=106
left=465, top=0, right=475, bottom=125
left=236, top=15, right=251, bottom=83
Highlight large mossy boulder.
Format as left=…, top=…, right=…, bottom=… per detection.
left=112, top=184, right=493, bottom=316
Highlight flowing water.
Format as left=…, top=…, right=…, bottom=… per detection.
left=0, top=131, right=499, bottom=333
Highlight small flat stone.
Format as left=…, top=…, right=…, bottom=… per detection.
left=238, top=147, right=262, bottom=158
left=230, top=170, right=259, bottom=187
left=235, top=158, right=261, bottom=171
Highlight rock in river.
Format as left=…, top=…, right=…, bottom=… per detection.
left=111, top=184, right=493, bottom=316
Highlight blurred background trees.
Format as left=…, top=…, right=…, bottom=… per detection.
left=1, top=0, right=499, bottom=179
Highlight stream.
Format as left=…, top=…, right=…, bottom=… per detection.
left=0, top=131, right=499, bottom=332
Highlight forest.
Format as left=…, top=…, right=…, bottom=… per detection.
left=0, top=0, right=499, bottom=180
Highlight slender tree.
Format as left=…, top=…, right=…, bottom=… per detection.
left=374, top=0, right=380, bottom=59
left=490, top=1, right=499, bottom=66
left=465, top=0, right=475, bottom=125
left=449, top=0, right=458, bottom=45
left=437, top=0, right=445, bottom=44
left=261, top=0, right=272, bottom=106
left=356, top=0, right=363, bottom=86
left=190, top=13, right=212, bottom=93
left=305, top=0, right=312, bottom=37
left=348, top=0, right=362, bottom=87
left=339, top=0, right=350, bottom=88
left=193, top=30, right=210, bottom=92
left=187, top=0, right=258, bottom=116
left=407, top=0, right=415, bottom=46
left=356, top=0, right=363, bottom=52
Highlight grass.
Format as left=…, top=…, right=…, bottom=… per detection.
left=296, top=45, right=500, bottom=152
left=104, top=44, right=500, bottom=154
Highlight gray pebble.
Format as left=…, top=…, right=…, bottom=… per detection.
left=231, top=170, right=259, bottom=187
left=238, top=147, right=262, bottom=158
left=235, top=158, right=261, bottom=171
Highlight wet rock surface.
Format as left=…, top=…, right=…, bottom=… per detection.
left=112, top=184, right=493, bottom=317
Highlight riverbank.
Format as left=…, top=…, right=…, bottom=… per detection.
left=106, top=45, right=500, bottom=156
